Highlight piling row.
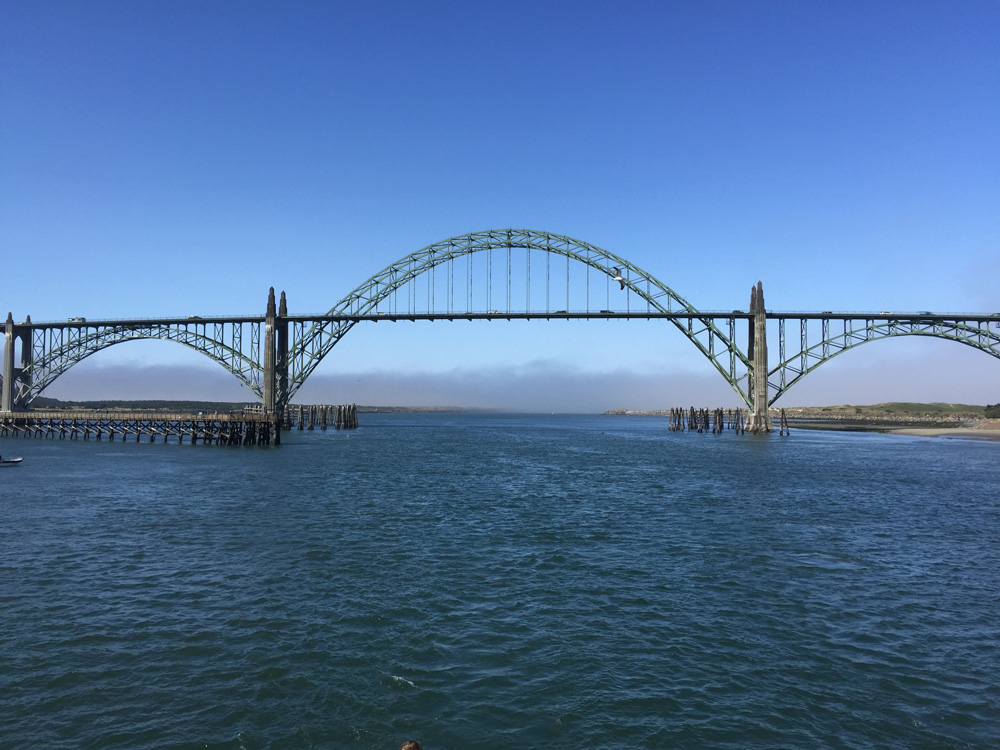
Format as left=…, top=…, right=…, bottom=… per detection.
left=287, top=404, right=359, bottom=431
left=665, top=407, right=785, bottom=435
left=0, top=411, right=280, bottom=445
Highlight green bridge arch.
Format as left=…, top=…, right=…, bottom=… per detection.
left=283, top=229, right=752, bottom=404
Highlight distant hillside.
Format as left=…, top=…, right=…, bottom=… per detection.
left=789, top=402, right=988, bottom=417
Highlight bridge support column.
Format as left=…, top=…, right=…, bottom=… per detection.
left=746, top=282, right=772, bottom=434
left=18, top=317, right=32, bottom=406
left=263, top=288, right=277, bottom=414
left=276, top=291, right=289, bottom=419
left=2, top=313, right=14, bottom=412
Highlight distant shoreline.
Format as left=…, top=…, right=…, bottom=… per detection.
left=28, top=398, right=497, bottom=415
left=785, top=420, right=1000, bottom=441
left=604, top=405, right=1000, bottom=441
left=22, top=399, right=1000, bottom=439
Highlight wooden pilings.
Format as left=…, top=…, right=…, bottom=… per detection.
left=0, top=410, right=280, bottom=446
left=333, top=404, right=358, bottom=429
left=285, top=404, right=359, bottom=431
left=664, top=407, right=777, bottom=436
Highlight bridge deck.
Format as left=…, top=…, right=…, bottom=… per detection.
left=15, top=311, right=1000, bottom=327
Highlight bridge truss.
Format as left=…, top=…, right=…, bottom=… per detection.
left=768, top=313, right=1000, bottom=405
left=3, top=230, right=998, bottom=414
left=3, top=317, right=270, bottom=408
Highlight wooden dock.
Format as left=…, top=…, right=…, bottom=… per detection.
left=0, top=410, right=281, bottom=446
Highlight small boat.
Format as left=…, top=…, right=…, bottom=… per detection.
left=0, top=457, right=23, bottom=467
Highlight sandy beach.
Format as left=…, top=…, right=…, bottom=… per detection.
left=785, top=417, right=1000, bottom=441
left=885, top=426, right=1000, bottom=441
left=774, top=422, right=1000, bottom=441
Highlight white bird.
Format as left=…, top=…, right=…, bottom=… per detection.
left=612, top=267, right=625, bottom=290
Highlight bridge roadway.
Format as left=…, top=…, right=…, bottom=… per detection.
left=15, top=311, right=1000, bottom=325
left=3, top=228, right=998, bottom=431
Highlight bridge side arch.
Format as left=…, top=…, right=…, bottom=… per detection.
left=286, top=229, right=753, bottom=404
left=769, top=319, right=1000, bottom=405
left=14, top=325, right=263, bottom=407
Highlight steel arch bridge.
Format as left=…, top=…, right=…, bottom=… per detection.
left=282, top=229, right=751, bottom=405
left=3, top=229, right=999, bottom=418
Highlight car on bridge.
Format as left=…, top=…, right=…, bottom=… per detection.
left=67, top=317, right=86, bottom=323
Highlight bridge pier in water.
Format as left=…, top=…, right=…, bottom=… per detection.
left=746, top=281, right=773, bottom=434
left=2, top=313, right=15, bottom=413
left=261, top=287, right=293, bottom=423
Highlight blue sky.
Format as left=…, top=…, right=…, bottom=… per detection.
left=2, top=1, right=998, bottom=410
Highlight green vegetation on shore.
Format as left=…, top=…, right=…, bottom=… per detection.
left=789, top=402, right=989, bottom=417
left=775, top=403, right=997, bottom=430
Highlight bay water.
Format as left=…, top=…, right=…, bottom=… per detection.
left=2, top=413, right=998, bottom=749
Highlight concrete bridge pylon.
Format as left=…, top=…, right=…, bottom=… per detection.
left=746, top=281, right=773, bottom=433
left=263, top=287, right=277, bottom=414
left=2, top=313, right=14, bottom=412
left=262, top=287, right=290, bottom=418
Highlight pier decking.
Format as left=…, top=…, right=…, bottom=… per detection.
left=0, top=411, right=281, bottom=446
